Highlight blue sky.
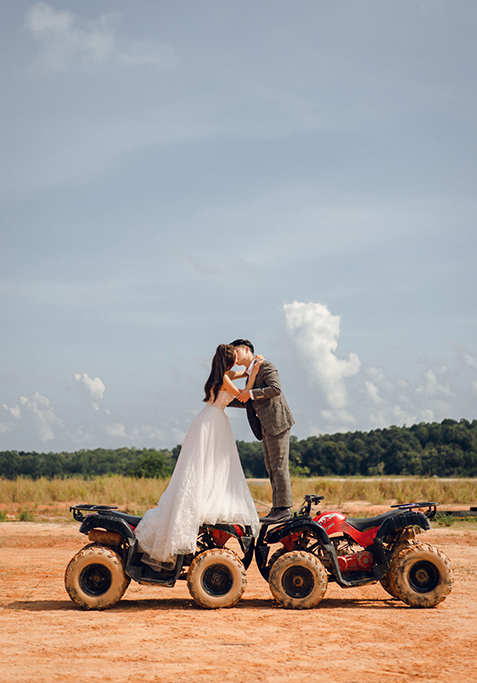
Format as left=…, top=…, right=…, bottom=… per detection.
left=1, top=1, right=477, bottom=453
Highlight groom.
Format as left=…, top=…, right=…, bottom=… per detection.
left=229, top=339, right=295, bottom=524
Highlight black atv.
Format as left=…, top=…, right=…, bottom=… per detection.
left=65, top=504, right=255, bottom=610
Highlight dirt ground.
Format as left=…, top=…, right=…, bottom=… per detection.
left=1, top=519, right=476, bottom=683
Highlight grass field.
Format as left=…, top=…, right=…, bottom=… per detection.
left=0, top=475, right=476, bottom=522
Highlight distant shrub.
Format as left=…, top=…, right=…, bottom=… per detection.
left=19, top=508, right=35, bottom=522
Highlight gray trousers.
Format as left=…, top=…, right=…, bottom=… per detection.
left=262, top=427, right=293, bottom=508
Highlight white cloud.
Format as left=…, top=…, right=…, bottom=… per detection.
left=1, top=404, right=20, bottom=418
left=19, top=391, right=64, bottom=441
left=10, top=405, right=20, bottom=419
left=284, top=301, right=361, bottom=410
left=366, top=366, right=394, bottom=392
left=0, top=405, right=20, bottom=438
left=25, top=3, right=176, bottom=75
left=74, top=372, right=106, bottom=410
left=104, top=422, right=126, bottom=438
left=415, top=367, right=451, bottom=399
left=80, top=422, right=171, bottom=445
left=464, top=352, right=477, bottom=371
left=365, top=380, right=383, bottom=404
left=282, top=303, right=477, bottom=437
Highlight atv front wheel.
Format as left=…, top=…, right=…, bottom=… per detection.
left=65, top=544, right=130, bottom=610
left=187, top=548, right=246, bottom=609
left=389, top=542, right=453, bottom=607
left=269, top=550, right=328, bottom=609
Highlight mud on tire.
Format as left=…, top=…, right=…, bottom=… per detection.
left=266, top=547, right=288, bottom=572
left=269, top=550, right=328, bottom=609
left=187, top=548, right=246, bottom=609
left=388, top=542, right=454, bottom=608
left=380, top=539, right=419, bottom=599
left=65, top=544, right=130, bottom=610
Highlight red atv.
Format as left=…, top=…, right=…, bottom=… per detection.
left=65, top=504, right=255, bottom=610
left=255, top=494, right=454, bottom=609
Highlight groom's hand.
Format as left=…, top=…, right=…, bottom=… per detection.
left=237, top=390, right=251, bottom=402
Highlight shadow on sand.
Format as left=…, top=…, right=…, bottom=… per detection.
left=3, top=595, right=406, bottom=613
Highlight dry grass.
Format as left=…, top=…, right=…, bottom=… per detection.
left=0, top=475, right=476, bottom=521
left=284, top=477, right=477, bottom=507
left=0, top=476, right=169, bottom=520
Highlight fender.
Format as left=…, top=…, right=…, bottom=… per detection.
left=265, top=518, right=332, bottom=546
left=206, top=523, right=255, bottom=569
left=79, top=513, right=136, bottom=545
left=376, top=510, right=431, bottom=540
left=255, top=519, right=333, bottom=581
left=368, top=510, right=432, bottom=569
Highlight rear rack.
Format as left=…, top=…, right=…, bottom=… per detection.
left=70, top=504, right=118, bottom=522
left=390, top=502, right=438, bottom=519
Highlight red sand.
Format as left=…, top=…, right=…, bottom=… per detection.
left=1, top=520, right=476, bottom=683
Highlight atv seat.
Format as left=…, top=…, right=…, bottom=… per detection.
left=108, top=510, right=143, bottom=527
left=345, top=510, right=400, bottom=532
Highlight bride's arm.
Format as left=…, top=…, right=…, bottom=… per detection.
left=235, top=357, right=263, bottom=402
left=226, top=354, right=263, bottom=381
left=221, top=356, right=263, bottom=395
left=220, top=373, right=241, bottom=396
left=244, top=357, right=263, bottom=390
left=227, top=369, right=247, bottom=380
left=227, top=355, right=263, bottom=381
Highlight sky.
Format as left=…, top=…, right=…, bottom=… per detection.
left=1, top=0, right=477, bottom=453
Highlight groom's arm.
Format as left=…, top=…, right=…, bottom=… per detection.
left=227, top=397, right=247, bottom=409
left=250, top=362, right=281, bottom=400
left=239, top=362, right=282, bottom=402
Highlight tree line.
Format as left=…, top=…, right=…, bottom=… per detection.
left=1, top=418, right=477, bottom=480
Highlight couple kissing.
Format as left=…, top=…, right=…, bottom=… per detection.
left=135, top=339, right=294, bottom=570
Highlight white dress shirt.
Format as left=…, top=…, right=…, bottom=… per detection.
left=245, top=359, right=257, bottom=400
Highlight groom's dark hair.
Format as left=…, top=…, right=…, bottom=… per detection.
left=230, top=339, right=254, bottom=354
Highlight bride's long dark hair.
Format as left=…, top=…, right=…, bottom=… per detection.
left=204, top=344, right=236, bottom=402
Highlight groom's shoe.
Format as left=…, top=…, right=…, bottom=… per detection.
left=259, top=507, right=293, bottom=524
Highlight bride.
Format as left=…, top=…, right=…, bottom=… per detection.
left=135, top=344, right=261, bottom=570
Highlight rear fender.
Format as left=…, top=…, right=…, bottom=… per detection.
left=79, top=513, right=136, bottom=546
left=203, top=523, right=255, bottom=569
left=369, top=510, right=432, bottom=568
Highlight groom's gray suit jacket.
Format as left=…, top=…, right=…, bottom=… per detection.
left=230, top=360, right=295, bottom=440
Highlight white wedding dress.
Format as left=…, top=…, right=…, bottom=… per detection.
left=135, top=391, right=259, bottom=568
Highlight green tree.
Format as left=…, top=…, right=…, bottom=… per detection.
left=128, top=449, right=174, bottom=478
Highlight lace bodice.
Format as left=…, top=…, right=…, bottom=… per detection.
left=209, top=390, right=234, bottom=411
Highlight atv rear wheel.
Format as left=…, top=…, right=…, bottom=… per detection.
left=187, top=548, right=246, bottom=609
left=266, top=547, right=288, bottom=571
left=380, top=540, right=419, bottom=599
left=389, top=542, right=454, bottom=607
left=269, top=550, right=328, bottom=609
left=65, top=544, right=130, bottom=610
